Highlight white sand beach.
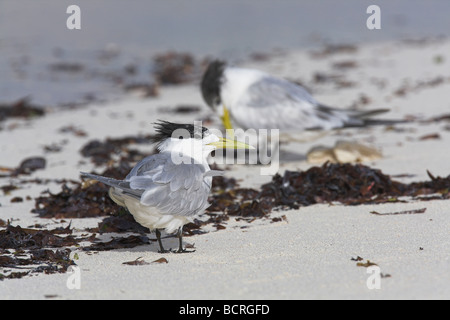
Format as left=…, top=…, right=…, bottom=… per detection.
left=1, top=36, right=450, bottom=300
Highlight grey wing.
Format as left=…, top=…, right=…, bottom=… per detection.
left=246, top=76, right=318, bottom=107
left=125, top=153, right=168, bottom=179
left=233, top=76, right=352, bottom=131
left=128, top=153, right=212, bottom=216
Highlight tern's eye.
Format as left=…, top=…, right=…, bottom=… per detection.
left=213, top=97, right=221, bottom=108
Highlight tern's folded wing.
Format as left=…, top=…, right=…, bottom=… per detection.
left=234, top=76, right=351, bottom=131
left=128, top=154, right=211, bottom=216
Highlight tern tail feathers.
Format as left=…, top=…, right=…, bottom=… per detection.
left=80, top=172, right=124, bottom=188
left=80, top=172, right=143, bottom=202
left=316, top=105, right=406, bottom=128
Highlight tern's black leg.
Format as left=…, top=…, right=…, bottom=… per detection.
left=174, top=226, right=195, bottom=253
left=177, top=230, right=184, bottom=253
left=155, top=229, right=169, bottom=253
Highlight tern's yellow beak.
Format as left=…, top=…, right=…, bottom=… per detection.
left=220, top=105, right=235, bottom=139
left=208, top=137, right=254, bottom=150
left=220, top=105, right=233, bottom=131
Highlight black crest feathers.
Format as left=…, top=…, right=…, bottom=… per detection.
left=151, top=120, right=209, bottom=145
left=200, top=60, right=226, bottom=109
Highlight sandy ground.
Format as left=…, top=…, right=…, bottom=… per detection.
left=1, top=39, right=449, bottom=299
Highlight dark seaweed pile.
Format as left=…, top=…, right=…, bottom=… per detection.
left=153, top=52, right=197, bottom=85
left=80, top=134, right=155, bottom=166
left=28, top=162, right=450, bottom=235
left=208, top=163, right=449, bottom=214
left=0, top=224, right=77, bottom=280
left=0, top=157, right=47, bottom=178
left=32, top=162, right=133, bottom=219
left=193, top=162, right=449, bottom=231
left=0, top=97, right=45, bottom=122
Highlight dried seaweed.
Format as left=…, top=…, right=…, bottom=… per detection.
left=32, top=181, right=120, bottom=219
left=0, top=224, right=77, bottom=280
left=356, top=260, right=378, bottom=268
left=310, top=44, right=358, bottom=58
left=122, top=257, right=150, bottom=265
left=204, top=163, right=450, bottom=226
left=158, top=105, right=202, bottom=114
left=80, top=135, right=155, bottom=166
left=0, top=224, right=77, bottom=249
left=370, top=208, right=427, bottom=216
left=82, top=235, right=150, bottom=251
left=122, top=257, right=168, bottom=265
left=153, top=52, right=196, bottom=85
left=32, top=162, right=134, bottom=219
left=98, top=212, right=149, bottom=234
left=257, top=163, right=449, bottom=208
left=0, top=157, right=47, bottom=178
left=0, top=97, right=45, bottom=122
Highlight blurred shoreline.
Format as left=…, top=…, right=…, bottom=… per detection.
left=1, top=0, right=450, bottom=107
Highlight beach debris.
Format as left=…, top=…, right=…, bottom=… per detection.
left=312, top=71, right=356, bottom=88
left=271, top=215, right=288, bottom=223
left=82, top=235, right=150, bottom=252
left=356, top=260, right=378, bottom=268
left=370, top=207, right=427, bottom=216
left=306, top=140, right=382, bottom=164
left=43, top=143, right=64, bottom=153
left=310, top=44, right=358, bottom=58
left=15, top=157, right=47, bottom=175
left=98, top=212, right=149, bottom=234
left=158, top=104, right=202, bottom=114
left=122, top=257, right=150, bottom=265
left=123, top=257, right=168, bottom=265
left=48, top=62, right=84, bottom=73
left=10, top=197, right=23, bottom=203
left=0, top=156, right=47, bottom=177
left=392, top=76, right=449, bottom=98
left=1, top=184, right=19, bottom=195
left=58, top=125, right=88, bottom=137
left=0, top=224, right=77, bottom=280
left=418, top=133, right=441, bottom=141
left=351, top=256, right=364, bottom=262
left=332, top=60, right=358, bottom=70
left=80, top=135, right=155, bottom=166
left=0, top=97, right=45, bottom=122
left=272, top=164, right=448, bottom=207
left=152, top=257, right=169, bottom=264
left=423, top=113, right=450, bottom=123
left=31, top=162, right=450, bottom=225
left=205, top=163, right=450, bottom=219
left=352, top=256, right=391, bottom=278
left=32, top=181, right=121, bottom=219
left=153, top=52, right=196, bottom=84
left=124, top=82, right=159, bottom=98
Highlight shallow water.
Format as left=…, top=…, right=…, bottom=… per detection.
left=1, top=0, right=449, bottom=107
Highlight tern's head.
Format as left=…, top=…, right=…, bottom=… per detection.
left=201, top=60, right=226, bottom=111
left=152, top=120, right=253, bottom=161
left=200, top=60, right=234, bottom=132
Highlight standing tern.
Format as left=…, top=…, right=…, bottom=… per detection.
left=201, top=60, right=392, bottom=133
left=81, top=120, right=253, bottom=253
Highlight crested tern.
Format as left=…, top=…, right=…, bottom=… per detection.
left=81, top=120, right=253, bottom=253
left=201, top=60, right=392, bottom=133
